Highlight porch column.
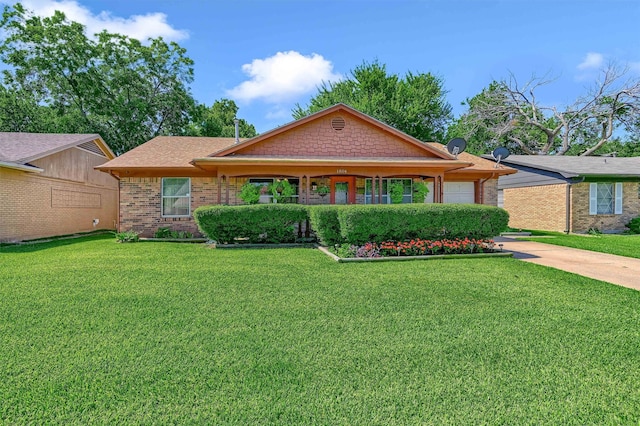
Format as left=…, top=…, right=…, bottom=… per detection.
left=304, top=175, right=310, bottom=205
left=225, top=176, right=230, bottom=205
left=378, top=176, right=384, bottom=204
left=475, top=180, right=482, bottom=204
left=217, top=174, right=223, bottom=205
left=371, top=176, right=376, bottom=204
left=436, top=175, right=443, bottom=203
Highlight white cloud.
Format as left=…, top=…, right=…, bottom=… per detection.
left=6, top=0, right=188, bottom=41
left=265, top=106, right=290, bottom=120
left=577, top=52, right=604, bottom=70
left=227, top=51, right=342, bottom=103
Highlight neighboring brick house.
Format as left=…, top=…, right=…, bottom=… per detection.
left=490, top=155, right=640, bottom=233
left=0, top=133, right=118, bottom=242
left=96, top=104, right=515, bottom=237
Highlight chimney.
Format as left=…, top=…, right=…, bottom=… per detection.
left=234, top=119, right=240, bottom=144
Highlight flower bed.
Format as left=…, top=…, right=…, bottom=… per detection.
left=332, top=238, right=497, bottom=258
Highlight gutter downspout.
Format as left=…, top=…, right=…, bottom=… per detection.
left=565, top=177, right=585, bottom=234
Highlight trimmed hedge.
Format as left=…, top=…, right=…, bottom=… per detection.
left=194, top=203, right=509, bottom=246
left=335, top=204, right=509, bottom=245
left=307, top=205, right=346, bottom=246
left=194, top=204, right=308, bottom=244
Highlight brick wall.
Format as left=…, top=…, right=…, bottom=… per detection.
left=119, top=177, right=218, bottom=237
left=483, top=179, right=498, bottom=206
left=0, top=167, right=118, bottom=242
left=571, top=182, right=640, bottom=233
left=503, top=184, right=567, bottom=232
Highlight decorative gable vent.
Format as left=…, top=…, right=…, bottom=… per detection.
left=331, top=117, right=346, bottom=131
left=77, top=140, right=106, bottom=157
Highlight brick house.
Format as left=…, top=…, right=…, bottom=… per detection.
left=491, top=155, right=640, bottom=233
left=0, top=133, right=118, bottom=242
left=96, top=104, right=515, bottom=237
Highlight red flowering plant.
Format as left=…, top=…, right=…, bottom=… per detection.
left=335, top=238, right=496, bottom=258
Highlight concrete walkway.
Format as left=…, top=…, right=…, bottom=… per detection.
left=495, top=237, right=640, bottom=291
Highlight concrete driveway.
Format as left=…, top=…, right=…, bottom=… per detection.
left=495, top=237, right=640, bottom=291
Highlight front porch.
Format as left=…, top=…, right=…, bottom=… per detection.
left=213, top=174, right=494, bottom=206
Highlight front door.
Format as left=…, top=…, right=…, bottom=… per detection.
left=329, top=176, right=356, bottom=204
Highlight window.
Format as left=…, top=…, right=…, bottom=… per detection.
left=365, top=179, right=412, bottom=204
left=248, top=178, right=299, bottom=203
left=162, top=178, right=190, bottom=217
left=589, top=182, right=622, bottom=215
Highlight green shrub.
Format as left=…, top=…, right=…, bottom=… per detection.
left=194, top=204, right=309, bottom=244
left=238, top=182, right=261, bottom=204
left=626, top=216, right=640, bottom=234
left=154, top=227, right=172, bottom=238
left=335, top=204, right=509, bottom=245
left=154, top=227, right=194, bottom=239
left=115, top=230, right=140, bottom=243
left=308, top=205, right=346, bottom=246
left=389, top=181, right=405, bottom=204
left=412, top=181, right=430, bottom=203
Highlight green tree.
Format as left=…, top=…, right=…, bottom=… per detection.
left=292, top=60, right=452, bottom=142
left=0, top=3, right=195, bottom=154
left=187, top=99, right=257, bottom=138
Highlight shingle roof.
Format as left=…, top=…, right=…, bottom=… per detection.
left=0, top=132, right=110, bottom=163
left=96, top=136, right=241, bottom=170
left=427, top=142, right=515, bottom=173
left=493, top=155, right=640, bottom=178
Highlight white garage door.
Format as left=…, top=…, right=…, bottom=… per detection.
left=444, top=182, right=475, bottom=204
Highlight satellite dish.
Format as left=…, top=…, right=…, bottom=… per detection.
left=492, top=147, right=510, bottom=167
left=446, top=138, right=467, bottom=158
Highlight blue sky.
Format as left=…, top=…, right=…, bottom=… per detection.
left=4, top=0, right=640, bottom=135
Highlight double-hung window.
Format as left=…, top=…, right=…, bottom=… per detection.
left=162, top=178, right=191, bottom=217
left=589, top=182, right=622, bottom=215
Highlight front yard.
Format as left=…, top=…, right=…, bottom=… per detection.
left=521, top=231, right=640, bottom=258
left=1, top=236, right=639, bottom=424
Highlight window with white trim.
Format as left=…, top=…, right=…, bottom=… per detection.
left=589, top=182, right=622, bottom=215
left=364, top=179, right=412, bottom=204
left=248, top=178, right=299, bottom=203
left=162, top=178, right=191, bottom=217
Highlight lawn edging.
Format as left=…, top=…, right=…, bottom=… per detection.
left=139, top=237, right=208, bottom=243
left=317, top=245, right=513, bottom=262
left=210, top=242, right=317, bottom=249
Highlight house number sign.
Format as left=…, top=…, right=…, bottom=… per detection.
left=336, top=169, right=348, bottom=174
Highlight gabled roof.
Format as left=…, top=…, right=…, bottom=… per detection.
left=0, top=132, right=113, bottom=164
left=96, top=136, right=241, bottom=171
left=489, top=155, right=640, bottom=178
left=209, top=103, right=454, bottom=160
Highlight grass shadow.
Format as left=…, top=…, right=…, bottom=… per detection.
left=0, top=233, right=113, bottom=254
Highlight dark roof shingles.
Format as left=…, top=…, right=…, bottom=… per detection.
left=0, top=132, right=101, bottom=163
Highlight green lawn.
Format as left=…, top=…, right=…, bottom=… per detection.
left=521, top=231, right=640, bottom=259
left=1, top=236, right=639, bottom=424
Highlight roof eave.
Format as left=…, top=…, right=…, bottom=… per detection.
left=0, top=161, right=44, bottom=173
left=191, top=156, right=472, bottom=168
